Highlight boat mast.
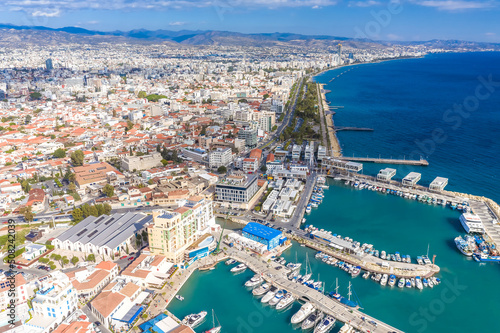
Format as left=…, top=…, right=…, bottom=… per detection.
left=427, top=243, right=430, bottom=257
left=348, top=282, right=352, bottom=301
left=335, top=278, right=339, bottom=294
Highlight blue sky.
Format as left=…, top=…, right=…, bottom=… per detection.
left=1, top=0, right=499, bottom=42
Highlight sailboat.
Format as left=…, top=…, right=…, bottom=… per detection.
left=204, top=309, right=221, bottom=333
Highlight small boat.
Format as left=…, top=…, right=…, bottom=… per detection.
left=276, top=293, right=295, bottom=310
left=291, top=302, right=315, bottom=324
left=380, top=274, right=388, bottom=286
left=405, top=279, right=412, bottom=288
left=398, top=278, right=405, bottom=288
left=230, top=264, right=247, bottom=273
left=416, top=256, right=424, bottom=265
left=416, top=276, right=423, bottom=290
left=261, top=286, right=278, bottom=303
left=301, top=310, right=324, bottom=330
left=182, top=311, right=208, bottom=328
left=422, top=255, right=432, bottom=265
left=350, top=266, right=361, bottom=278
left=245, top=274, right=263, bottom=288
left=314, top=315, right=336, bottom=333
left=428, top=278, right=434, bottom=288
left=411, top=278, right=416, bottom=288
left=388, top=274, right=396, bottom=287
left=374, top=273, right=382, bottom=282
left=423, top=278, right=429, bottom=288
left=225, top=259, right=236, bottom=265
left=380, top=251, right=386, bottom=260
left=362, top=271, right=370, bottom=279
left=252, top=283, right=270, bottom=296
left=175, top=295, right=184, bottom=301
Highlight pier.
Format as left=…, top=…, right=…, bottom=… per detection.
left=334, top=127, right=374, bottom=132
left=338, top=156, right=429, bottom=166
left=226, top=248, right=403, bottom=333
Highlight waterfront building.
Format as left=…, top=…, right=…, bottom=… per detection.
left=242, top=222, right=284, bottom=250
left=121, top=254, right=174, bottom=288
left=323, top=158, right=363, bottom=173
left=90, top=280, right=144, bottom=330
left=28, top=272, right=78, bottom=332
left=209, top=147, right=233, bottom=169
left=52, top=213, right=153, bottom=256
left=227, top=232, right=267, bottom=254
left=429, top=177, right=449, bottom=191
left=121, top=152, right=162, bottom=171
left=65, top=261, right=119, bottom=299
left=377, top=168, right=397, bottom=182
left=148, top=197, right=215, bottom=264
left=402, top=172, right=422, bottom=187
left=215, top=174, right=258, bottom=206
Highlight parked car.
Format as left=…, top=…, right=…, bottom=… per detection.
left=120, top=255, right=128, bottom=260
left=128, top=257, right=134, bottom=260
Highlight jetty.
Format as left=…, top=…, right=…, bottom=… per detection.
left=338, top=156, right=429, bottom=166
left=334, top=127, right=374, bottom=132
left=227, top=248, right=403, bottom=333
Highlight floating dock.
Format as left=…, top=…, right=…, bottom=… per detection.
left=227, top=249, right=404, bottom=333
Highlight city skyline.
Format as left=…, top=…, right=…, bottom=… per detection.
left=0, top=0, right=499, bottom=43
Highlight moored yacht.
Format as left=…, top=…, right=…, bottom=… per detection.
left=230, top=264, right=247, bottom=273
left=301, top=310, right=323, bottom=330
left=268, top=289, right=286, bottom=306
left=182, top=311, right=208, bottom=328
left=313, top=315, right=336, bottom=333
left=245, top=274, right=263, bottom=288
left=261, top=286, right=278, bottom=303
left=252, top=283, right=270, bottom=296
left=276, top=293, right=295, bottom=310
left=415, top=276, right=423, bottom=290
left=291, top=302, right=315, bottom=324
left=398, top=278, right=405, bottom=288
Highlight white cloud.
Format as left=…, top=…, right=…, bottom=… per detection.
left=169, top=21, right=187, bottom=26
left=485, top=32, right=496, bottom=36
left=31, top=8, right=61, bottom=17
left=87, top=20, right=99, bottom=24
left=5, top=0, right=339, bottom=15
left=411, top=0, right=496, bottom=11
left=386, top=33, right=402, bottom=40
left=348, top=0, right=381, bottom=7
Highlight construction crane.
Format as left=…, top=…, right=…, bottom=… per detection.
left=214, top=211, right=229, bottom=254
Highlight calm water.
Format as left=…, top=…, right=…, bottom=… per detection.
left=314, top=52, right=500, bottom=203
left=168, top=53, right=500, bottom=333
left=170, top=184, right=500, bottom=333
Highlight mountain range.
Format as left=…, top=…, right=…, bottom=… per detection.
left=0, top=23, right=499, bottom=50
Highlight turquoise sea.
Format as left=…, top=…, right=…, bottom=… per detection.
left=314, top=52, right=500, bottom=203
left=168, top=53, right=500, bottom=333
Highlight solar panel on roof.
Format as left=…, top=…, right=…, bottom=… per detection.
left=104, top=217, right=116, bottom=226
left=94, top=215, right=107, bottom=224
left=76, top=228, right=88, bottom=237
left=87, top=230, right=98, bottom=238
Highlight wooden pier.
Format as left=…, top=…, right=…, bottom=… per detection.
left=227, top=249, right=404, bottom=333
left=339, top=156, right=429, bottom=166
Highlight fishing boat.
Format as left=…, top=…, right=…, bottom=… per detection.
left=182, top=311, right=207, bottom=328
left=230, top=264, right=247, bottom=273
left=261, top=286, right=278, bottom=303
left=204, top=309, right=221, bottom=333
left=415, top=277, right=423, bottom=290
left=276, top=293, right=295, bottom=310
left=268, top=289, right=286, bottom=306
left=350, top=266, right=361, bottom=278
left=405, top=279, right=412, bottom=288
left=411, top=278, right=416, bottom=288
left=313, top=316, right=336, bottom=333
left=423, top=278, right=429, bottom=288
left=398, top=278, right=405, bottom=288
left=225, top=259, right=236, bottom=265
left=291, top=302, right=315, bottom=324
left=422, top=255, right=432, bottom=265
left=380, top=251, right=387, bottom=260
left=362, top=271, right=370, bottom=279
left=301, top=310, right=324, bottom=330
left=416, top=256, right=424, bottom=265
left=380, top=274, right=388, bottom=286
left=252, top=283, right=270, bottom=296
left=175, top=295, right=184, bottom=301
left=245, top=274, right=263, bottom=288
left=454, top=236, right=473, bottom=256
left=388, top=274, right=396, bottom=287
left=306, top=205, right=312, bottom=214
